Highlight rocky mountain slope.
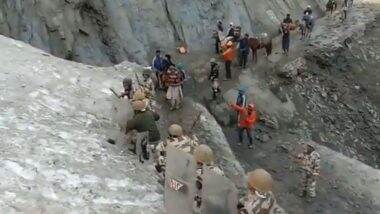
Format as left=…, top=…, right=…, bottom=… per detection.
left=0, top=32, right=245, bottom=213
left=0, top=0, right=325, bottom=66
left=0, top=35, right=166, bottom=213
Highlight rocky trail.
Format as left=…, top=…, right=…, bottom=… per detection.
left=159, top=0, right=380, bottom=213
left=0, top=0, right=379, bottom=213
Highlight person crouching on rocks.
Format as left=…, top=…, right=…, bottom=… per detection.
left=125, top=100, right=161, bottom=157
left=166, top=66, right=183, bottom=110
left=228, top=103, right=258, bottom=149
left=119, top=78, right=134, bottom=99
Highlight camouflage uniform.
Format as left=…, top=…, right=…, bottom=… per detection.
left=239, top=191, right=286, bottom=214
left=142, top=77, right=155, bottom=97
left=298, top=150, right=321, bottom=197
left=155, top=135, right=199, bottom=173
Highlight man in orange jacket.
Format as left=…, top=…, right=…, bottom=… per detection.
left=223, top=41, right=235, bottom=80
left=229, top=103, right=258, bottom=149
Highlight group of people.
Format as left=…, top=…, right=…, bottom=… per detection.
left=280, top=6, right=315, bottom=55
left=213, top=21, right=253, bottom=82
left=118, top=84, right=321, bottom=212
left=152, top=50, right=186, bottom=110
left=111, top=7, right=326, bottom=212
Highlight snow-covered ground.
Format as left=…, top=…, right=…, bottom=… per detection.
left=0, top=36, right=164, bottom=213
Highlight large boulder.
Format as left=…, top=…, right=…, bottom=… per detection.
left=278, top=57, right=307, bottom=79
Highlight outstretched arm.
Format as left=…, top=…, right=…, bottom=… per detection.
left=229, top=103, right=244, bottom=112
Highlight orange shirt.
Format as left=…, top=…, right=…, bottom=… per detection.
left=223, top=47, right=235, bottom=62
left=230, top=104, right=258, bottom=129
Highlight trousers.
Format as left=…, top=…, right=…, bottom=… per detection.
left=238, top=127, right=253, bottom=145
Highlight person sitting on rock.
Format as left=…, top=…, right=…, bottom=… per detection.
left=119, top=78, right=134, bottom=99
left=238, top=169, right=286, bottom=214
left=166, top=66, right=183, bottom=110
left=154, top=124, right=199, bottom=175
left=228, top=102, right=258, bottom=149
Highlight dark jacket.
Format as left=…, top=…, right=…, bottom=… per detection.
left=152, top=56, right=163, bottom=72
left=283, top=17, right=293, bottom=24
left=162, top=59, right=175, bottom=72
left=227, top=27, right=235, bottom=37
left=126, top=110, right=161, bottom=142
left=236, top=94, right=247, bottom=107
left=209, top=63, right=219, bottom=81
left=239, top=37, right=249, bottom=53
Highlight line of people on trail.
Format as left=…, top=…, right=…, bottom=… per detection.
left=212, top=21, right=272, bottom=83
left=111, top=75, right=297, bottom=213
left=110, top=9, right=324, bottom=212
left=279, top=6, right=315, bottom=56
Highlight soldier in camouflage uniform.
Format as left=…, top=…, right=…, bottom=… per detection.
left=238, top=169, right=286, bottom=214
left=154, top=124, right=199, bottom=174
left=141, top=69, right=156, bottom=97
left=296, top=142, right=321, bottom=198
left=193, top=145, right=224, bottom=211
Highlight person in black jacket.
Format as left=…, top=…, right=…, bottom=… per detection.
left=283, top=14, right=293, bottom=24
left=227, top=22, right=235, bottom=37
left=209, top=58, right=219, bottom=81
left=162, top=54, right=175, bottom=72
left=239, top=34, right=250, bottom=68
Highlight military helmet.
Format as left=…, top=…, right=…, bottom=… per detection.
left=194, top=144, right=214, bottom=165
left=132, top=89, right=146, bottom=101
left=131, top=100, right=147, bottom=112
left=123, top=78, right=132, bottom=85
left=247, top=169, right=273, bottom=193
left=168, top=124, right=183, bottom=137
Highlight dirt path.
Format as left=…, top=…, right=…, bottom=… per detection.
left=150, top=1, right=380, bottom=213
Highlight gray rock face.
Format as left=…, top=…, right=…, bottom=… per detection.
left=279, top=57, right=307, bottom=79
left=0, top=0, right=325, bottom=66
left=0, top=35, right=164, bottom=213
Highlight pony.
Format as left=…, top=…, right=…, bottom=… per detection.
left=248, top=35, right=272, bottom=63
